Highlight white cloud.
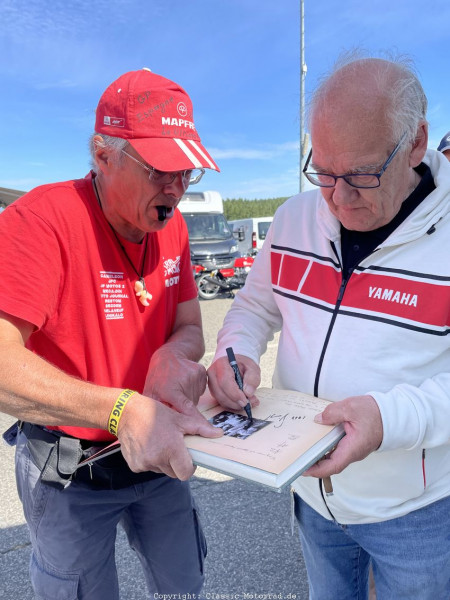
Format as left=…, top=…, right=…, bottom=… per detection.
left=218, top=166, right=316, bottom=200
left=34, top=79, right=78, bottom=91
left=1, top=0, right=137, bottom=39
left=210, top=141, right=299, bottom=161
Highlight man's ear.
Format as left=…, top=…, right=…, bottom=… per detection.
left=409, top=121, right=428, bottom=168
left=92, top=135, right=110, bottom=172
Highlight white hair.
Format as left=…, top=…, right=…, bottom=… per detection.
left=308, top=50, right=428, bottom=148
left=88, top=134, right=128, bottom=173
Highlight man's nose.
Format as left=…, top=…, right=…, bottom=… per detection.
left=163, top=173, right=189, bottom=199
left=331, top=177, right=359, bottom=205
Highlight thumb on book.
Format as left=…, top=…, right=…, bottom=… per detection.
left=183, top=412, right=224, bottom=439
left=314, top=400, right=345, bottom=426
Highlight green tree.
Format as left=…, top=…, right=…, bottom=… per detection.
left=223, top=197, right=288, bottom=220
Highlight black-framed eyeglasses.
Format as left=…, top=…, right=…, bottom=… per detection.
left=302, top=133, right=407, bottom=189
left=121, top=149, right=205, bottom=186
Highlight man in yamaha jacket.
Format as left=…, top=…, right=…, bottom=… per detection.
left=208, top=55, right=450, bottom=599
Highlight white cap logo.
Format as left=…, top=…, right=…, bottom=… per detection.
left=177, top=102, right=188, bottom=117
left=103, top=115, right=124, bottom=128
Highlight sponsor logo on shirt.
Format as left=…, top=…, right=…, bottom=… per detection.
left=99, top=271, right=128, bottom=320
left=368, top=286, right=418, bottom=307
left=164, top=256, right=181, bottom=287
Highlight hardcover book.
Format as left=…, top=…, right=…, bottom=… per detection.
left=184, top=387, right=345, bottom=491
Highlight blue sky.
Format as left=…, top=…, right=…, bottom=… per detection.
left=1, top=0, right=450, bottom=200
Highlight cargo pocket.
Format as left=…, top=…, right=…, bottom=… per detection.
left=15, top=432, right=53, bottom=526
left=30, top=554, right=80, bottom=600
left=192, top=506, right=207, bottom=576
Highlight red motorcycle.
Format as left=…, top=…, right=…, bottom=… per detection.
left=196, top=256, right=254, bottom=300
left=192, top=264, right=206, bottom=279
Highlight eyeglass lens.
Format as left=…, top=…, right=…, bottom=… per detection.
left=305, top=173, right=380, bottom=188
left=151, top=168, right=203, bottom=185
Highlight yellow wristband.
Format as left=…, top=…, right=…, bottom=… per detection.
left=108, top=389, right=136, bottom=436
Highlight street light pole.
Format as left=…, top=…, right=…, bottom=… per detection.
left=299, top=0, right=307, bottom=193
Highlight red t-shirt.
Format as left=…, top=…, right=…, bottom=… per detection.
left=0, top=172, right=197, bottom=441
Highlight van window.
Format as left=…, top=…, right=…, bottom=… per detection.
left=258, top=221, right=272, bottom=240
left=183, top=214, right=232, bottom=241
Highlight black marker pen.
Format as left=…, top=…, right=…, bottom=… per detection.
left=226, top=347, right=253, bottom=423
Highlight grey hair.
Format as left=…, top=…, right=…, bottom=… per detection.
left=308, top=50, right=428, bottom=147
left=88, top=133, right=128, bottom=173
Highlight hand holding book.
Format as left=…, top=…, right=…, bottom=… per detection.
left=303, top=393, right=382, bottom=480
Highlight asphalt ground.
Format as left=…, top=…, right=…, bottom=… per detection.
left=0, top=293, right=309, bottom=599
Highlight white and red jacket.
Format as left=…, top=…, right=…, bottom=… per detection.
left=215, top=149, right=450, bottom=524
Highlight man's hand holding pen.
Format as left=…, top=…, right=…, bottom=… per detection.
left=207, top=351, right=261, bottom=413
left=225, top=347, right=254, bottom=422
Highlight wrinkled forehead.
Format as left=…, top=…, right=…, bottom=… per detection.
left=310, top=62, right=396, bottom=152
left=316, top=78, right=391, bottom=123
left=309, top=104, right=398, bottom=175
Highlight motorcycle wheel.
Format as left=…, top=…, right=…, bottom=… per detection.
left=197, top=274, right=221, bottom=300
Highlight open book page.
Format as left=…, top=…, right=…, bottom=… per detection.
left=185, top=387, right=339, bottom=476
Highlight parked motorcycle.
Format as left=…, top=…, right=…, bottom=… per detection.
left=192, top=263, right=206, bottom=280
left=196, top=256, right=254, bottom=300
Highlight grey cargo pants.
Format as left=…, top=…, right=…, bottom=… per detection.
left=15, top=429, right=206, bottom=599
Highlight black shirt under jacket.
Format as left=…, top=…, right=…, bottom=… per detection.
left=340, top=163, right=436, bottom=279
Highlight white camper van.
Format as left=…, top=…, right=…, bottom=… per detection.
left=229, top=217, right=273, bottom=256
left=178, top=191, right=239, bottom=270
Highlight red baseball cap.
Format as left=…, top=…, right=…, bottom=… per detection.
left=95, top=68, right=219, bottom=173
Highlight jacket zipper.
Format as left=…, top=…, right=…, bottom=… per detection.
left=313, top=242, right=352, bottom=397
left=422, top=449, right=427, bottom=489
left=313, top=242, right=381, bottom=396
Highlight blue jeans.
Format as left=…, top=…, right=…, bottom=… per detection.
left=294, top=492, right=450, bottom=600
left=15, top=430, right=206, bottom=600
